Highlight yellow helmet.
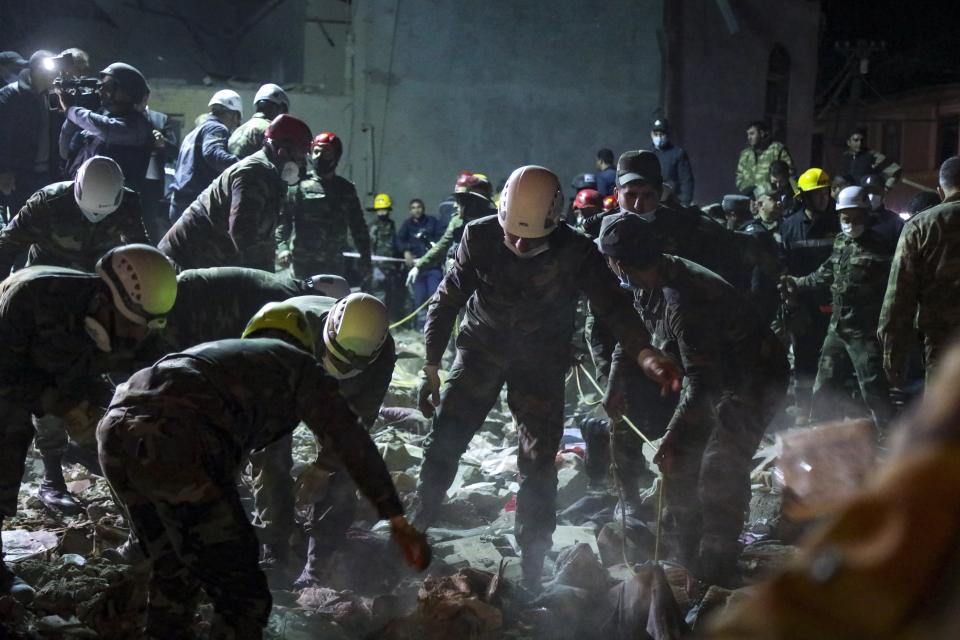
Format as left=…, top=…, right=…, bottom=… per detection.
left=797, top=168, right=831, bottom=192
left=373, top=193, right=393, bottom=210
left=242, top=301, right=315, bottom=352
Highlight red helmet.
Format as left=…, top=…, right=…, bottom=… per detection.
left=602, top=194, right=616, bottom=212
left=573, top=189, right=603, bottom=211
left=454, top=171, right=493, bottom=201
left=311, top=131, right=343, bottom=157
left=265, top=114, right=313, bottom=157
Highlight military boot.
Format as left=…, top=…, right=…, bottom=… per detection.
left=101, top=535, right=146, bottom=565
left=293, top=537, right=332, bottom=589
left=39, top=454, right=83, bottom=515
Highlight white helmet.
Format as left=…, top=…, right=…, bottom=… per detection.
left=304, top=274, right=350, bottom=299
left=498, top=165, right=563, bottom=238
left=322, top=293, right=388, bottom=379
left=253, top=83, right=289, bottom=110
left=74, top=156, right=124, bottom=223
left=836, top=186, right=869, bottom=211
left=209, top=89, right=243, bottom=118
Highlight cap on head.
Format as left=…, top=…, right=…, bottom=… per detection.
left=859, top=173, right=885, bottom=194
left=454, top=172, right=493, bottom=201
left=616, top=150, right=663, bottom=188
left=96, top=244, right=177, bottom=329
left=574, top=189, right=603, bottom=211
left=265, top=114, right=313, bottom=156
left=836, top=186, right=869, bottom=211
left=797, top=168, right=831, bottom=192
left=596, top=213, right=662, bottom=269
left=498, top=165, right=563, bottom=239
left=572, top=173, right=598, bottom=191
left=721, top=194, right=752, bottom=216
left=209, top=89, right=243, bottom=117
left=242, top=300, right=315, bottom=352
left=99, top=62, right=150, bottom=103
left=651, top=118, right=669, bottom=132
left=75, top=156, right=124, bottom=223
left=253, top=83, right=289, bottom=109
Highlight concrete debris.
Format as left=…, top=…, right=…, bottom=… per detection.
left=738, top=541, right=798, bottom=581
left=1, top=529, right=59, bottom=563
left=556, top=467, right=589, bottom=509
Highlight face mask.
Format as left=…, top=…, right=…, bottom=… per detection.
left=633, top=211, right=656, bottom=222
left=313, top=157, right=337, bottom=175
left=841, top=221, right=865, bottom=238
left=503, top=237, right=549, bottom=259
left=652, top=134, right=668, bottom=149
left=322, top=353, right=361, bottom=380
left=84, top=316, right=112, bottom=352
left=281, top=161, right=301, bottom=185
left=868, top=193, right=883, bottom=210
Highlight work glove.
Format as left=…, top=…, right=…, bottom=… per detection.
left=390, top=516, right=431, bottom=571
left=417, top=364, right=441, bottom=418
left=405, top=266, right=420, bottom=288
left=637, top=348, right=682, bottom=396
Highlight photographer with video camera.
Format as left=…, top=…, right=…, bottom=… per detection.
left=57, top=61, right=153, bottom=194
left=0, top=50, right=60, bottom=218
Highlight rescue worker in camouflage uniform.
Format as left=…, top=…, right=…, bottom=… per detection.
left=0, top=245, right=177, bottom=604
left=0, top=156, right=148, bottom=275
left=228, top=84, right=289, bottom=159
left=599, top=212, right=789, bottom=587
left=735, top=120, right=794, bottom=197
left=159, top=114, right=312, bottom=272
left=0, top=156, right=149, bottom=513
left=880, top=156, right=960, bottom=385
left=247, top=293, right=397, bottom=588
left=413, top=165, right=682, bottom=590
left=276, top=132, right=372, bottom=282
left=781, top=186, right=897, bottom=430
left=97, top=322, right=429, bottom=639
left=368, top=193, right=403, bottom=314
left=406, top=172, right=496, bottom=286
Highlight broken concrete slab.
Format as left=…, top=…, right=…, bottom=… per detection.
left=433, top=536, right=504, bottom=573
left=378, top=443, right=424, bottom=473
left=1, top=529, right=59, bottom=563
left=550, top=526, right=599, bottom=556
left=556, top=467, right=588, bottom=510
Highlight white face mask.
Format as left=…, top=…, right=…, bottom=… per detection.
left=84, top=316, right=112, bottom=352
left=840, top=221, right=866, bottom=238
left=281, top=161, right=301, bottom=185
left=322, top=353, right=361, bottom=380
left=503, top=237, right=549, bottom=259
left=867, top=193, right=883, bottom=210
left=632, top=211, right=656, bottom=222
left=652, top=134, right=668, bottom=149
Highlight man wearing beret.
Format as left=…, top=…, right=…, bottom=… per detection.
left=598, top=212, right=789, bottom=588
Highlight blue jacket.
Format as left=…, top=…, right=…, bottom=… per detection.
left=60, top=105, right=154, bottom=192
left=169, top=115, right=239, bottom=203
left=397, top=214, right=443, bottom=258
left=0, top=70, right=59, bottom=175
left=653, top=143, right=695, bottom=206
left=596, top=167, right=616, bottom=196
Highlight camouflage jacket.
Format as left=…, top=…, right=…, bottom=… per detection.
left=879, top=195, right=960, bottom=375
left=0, top=181, right=148, bottom=274
left=159, top=149, right=285, bottom=271
left=227, top=112, right=269, bottom=159
left=796, top=225, right=895, bottom=337
left=735, top=141, right=793, bottom=194
left=612, top=255, right=788, bottom=435
left=109, top=338, right=404, bottom=519
left=369, top=217, right=399, bottom=259
left=0, top=266, right=120, bottom=415
left=276, top=172, right=371, bottom=277
left=424, top=215, right=652, bottom=365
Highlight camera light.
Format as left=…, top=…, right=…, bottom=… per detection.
left=42, top=57, right=56, bottom=71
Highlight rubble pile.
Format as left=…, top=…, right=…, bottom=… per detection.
left=0, top=328, right=805, bottom=638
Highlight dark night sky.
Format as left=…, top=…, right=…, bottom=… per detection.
left=819, top=0, right=960, bottom=98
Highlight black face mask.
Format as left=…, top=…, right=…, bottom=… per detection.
left=313, top=156, right=339, bottom=175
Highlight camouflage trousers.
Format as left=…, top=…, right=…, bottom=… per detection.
left=97, top=407, right=269, bottom=640
left=613, top=362, right=788, bottom=572
left=417, top=346, right=567, bottom=552
left=249, top=432, right=358, bottom=555
left=812, top=329, right=893, bottom=429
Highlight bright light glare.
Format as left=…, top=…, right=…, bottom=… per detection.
left=42, top=57, right=56, bottom=71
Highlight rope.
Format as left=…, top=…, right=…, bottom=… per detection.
left=573, top=364, right=603, bottom=406
left=388, top=297, right=432, bottom=330
left=577, top=363, right=666, bottom=567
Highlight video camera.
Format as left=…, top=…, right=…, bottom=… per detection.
left=44, top=53, right=101, bottom=111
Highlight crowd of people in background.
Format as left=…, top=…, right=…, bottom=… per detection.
left=2, top=44, right=959, bottom=639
